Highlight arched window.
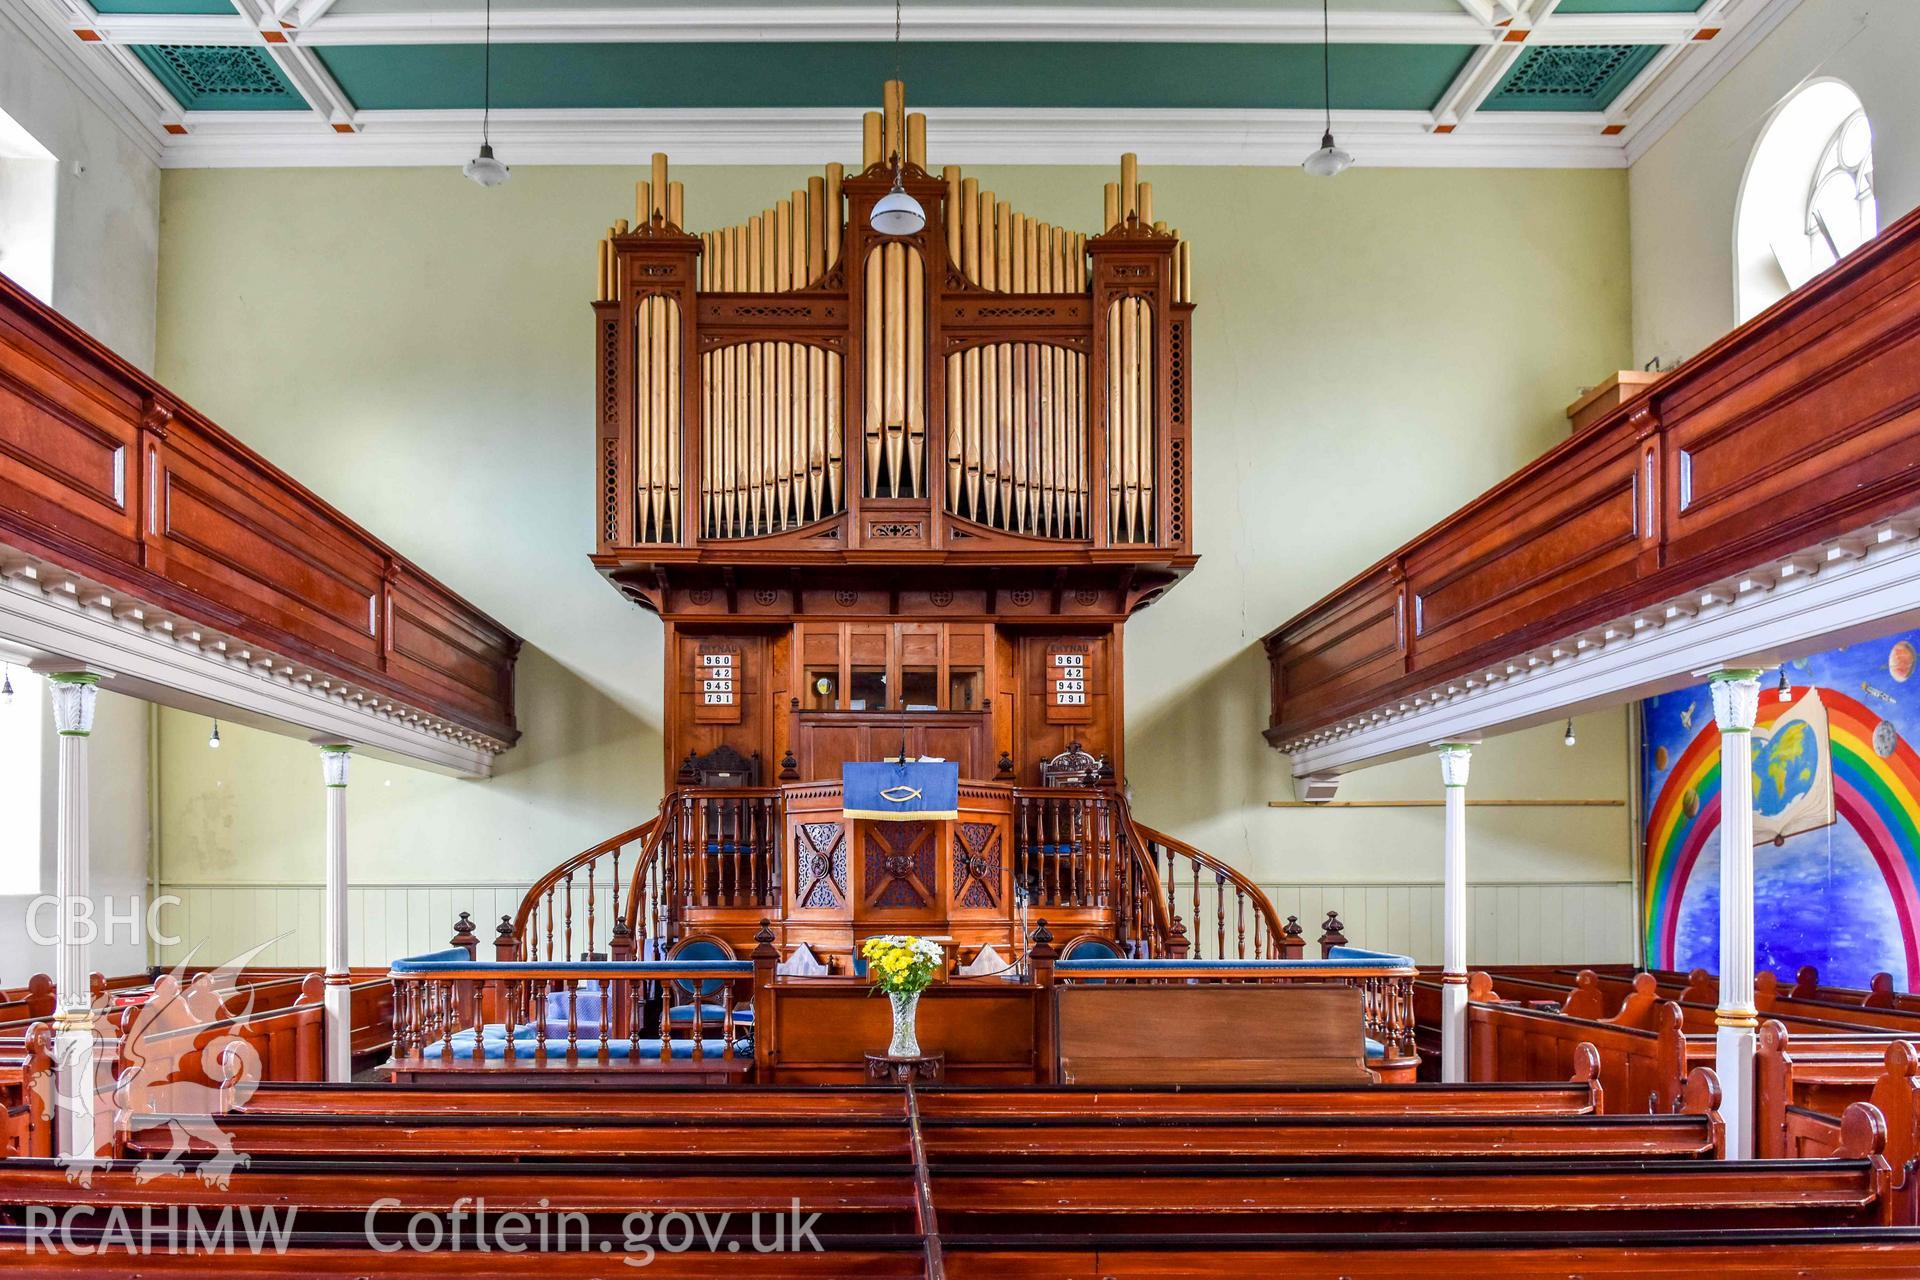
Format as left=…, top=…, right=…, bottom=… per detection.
left=1734, top=81, right=1878, bottom=323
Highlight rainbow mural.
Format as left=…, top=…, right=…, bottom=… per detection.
left=1642, top=631, right=1920, bottom=989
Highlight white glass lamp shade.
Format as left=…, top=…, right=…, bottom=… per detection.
left=464, top=143, right=511, bottom=188
left=1302, top=131, right=1354, bottom=178
left=870, top=185, right=926, bottom=236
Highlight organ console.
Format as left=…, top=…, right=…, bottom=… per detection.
left=567, top=81, right=1243, bottom=968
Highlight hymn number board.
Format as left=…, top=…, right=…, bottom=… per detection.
left=695, top=643, right=742, bottom=724
left=1047, top=645, right=1093, bottom=725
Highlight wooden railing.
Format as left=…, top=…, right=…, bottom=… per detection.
left=1112, top=793, right=1286, bottom=960
left=1262, top=200, right=1920, bottom=746
left=507, top=807, right=668, bottom=962
left=387, top=954, right=751, bottom=1072
left=508, top=783, right=1286, bottom=965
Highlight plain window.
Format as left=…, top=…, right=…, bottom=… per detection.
left=0, top=106, right=56, bottom=306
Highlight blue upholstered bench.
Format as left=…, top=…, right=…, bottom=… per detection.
left=440, top=1025, right=750, bottom=1061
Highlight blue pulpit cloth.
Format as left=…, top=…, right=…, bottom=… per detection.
left=843, top=759, right=960, bottom=821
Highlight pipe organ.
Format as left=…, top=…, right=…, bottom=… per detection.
left=590, top=82, right=1200, bottom=790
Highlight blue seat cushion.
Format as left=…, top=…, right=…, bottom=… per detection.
left=1365, top=1036, right=1385, bottom=1060
left=441, top=1026, right=748, bottom=1061
left=667, top=1003, right=754, bottom=1026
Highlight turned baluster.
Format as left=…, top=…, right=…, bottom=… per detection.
left=563, top=872, right=576, bottom=961
left=587, top=865, right=600, bottom=959
left=1214, top=870, right=1227, bottom=959
left=721, top=985, right=735, bottom=1060
left=565, top=975, right=580, bottom=1064
left=1163, top=845, right=1178, bottom=950
left=1236, top=889, right=1247, bottom=959
left=543, top=888, right=556, bottom=962
left=1190, top=859, right=1202, bottom=960
left=500, top=979, right=517, bottom=1063
left=534, top=981, right=549, bottom=1064
left=628, top=973, right=643, bottom=1062
left=438, top=980, right=453, bottom=1064
left=610, top=847, right=622, bottom=949
left=1017, top=798, right=1031, bottom=903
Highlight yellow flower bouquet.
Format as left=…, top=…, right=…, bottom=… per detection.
left=860, top=934, right=943, bottom=995
left=860, top=934, right=944, bottom=1058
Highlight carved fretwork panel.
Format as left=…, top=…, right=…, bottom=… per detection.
left=952, top=822, right=1003, bottom=910
left=862, top=822, right=937, bottom=911
left=795, top=822, right=848, bottom=910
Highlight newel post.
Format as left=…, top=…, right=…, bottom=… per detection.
left=1277, top=915, right=1305, bottom=960
left=1029, top=920, right=1059, bottom=1084
left=751, top=920, right=779, bottom=1082
left=450, top=912, right=478, bottom=959
left=493, top=916, right=519, bottom=962
left=1317, top=910, right=1347, bottom=959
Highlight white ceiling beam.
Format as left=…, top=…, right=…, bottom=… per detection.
left=226, top=0, right=359, bottom=128
left=60, top=3, right=1757, bottom=49
left=1429, top=42, right=1523, bottom=133
left=161, top=105, right=1625, bottom=170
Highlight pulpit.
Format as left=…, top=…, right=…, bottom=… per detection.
left=782, top=775, right=1017, bottom=967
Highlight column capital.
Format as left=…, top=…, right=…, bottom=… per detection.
left=314, top=739, right=353, bottom=788
left=1705, top=668, right=1764, bottom=734
left=1435, top=741, right=1474, bottom=789
left=44, top=675, right=100, bottom=737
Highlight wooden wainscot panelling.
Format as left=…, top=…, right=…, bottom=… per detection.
left=1264, top=201, right=1920, bottom=745
left=382, top=563, right=520, bottom=729
left=1660, top=215, right=1920, bottom=574
left=0, top=275, right=140, bottom=566
left=157, top=415, right=386, bottom=668
left=0, top=272, right=521, bottom=746
left=1263, top=564, right=1407, bottom=742
left=1404, top=413, right=1645, bottom=675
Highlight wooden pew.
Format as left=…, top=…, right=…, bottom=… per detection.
left=1467, top=981, right=1691, bottom=1113
left=0, top=1145, right=1900, bottom=1236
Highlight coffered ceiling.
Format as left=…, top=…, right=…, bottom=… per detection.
left=7, top=0, right=1799, bottom=167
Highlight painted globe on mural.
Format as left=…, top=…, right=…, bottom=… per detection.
left=1655, top=745, right=1670, bottom=771
left=1892, top=640, right=1917, bottom=683
left=1681, top=787, right=1699, bottom=818
left=1752, top=720, right=1820, bottom=819
left=1877, top=719, right=1901, bottom=760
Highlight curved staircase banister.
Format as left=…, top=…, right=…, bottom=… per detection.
left=508, top=796, right=671, bottom=961
left=1114, top=793, right=1286, bottom=960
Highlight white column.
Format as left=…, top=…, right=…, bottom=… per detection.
left=316, top=742, right=354, bottom=1082
left=1436, top=741, right=1474, bottom=1083
left=46, top=672, right=101, bottom=1163
left=1709, top=669, right=1763, bottom=1159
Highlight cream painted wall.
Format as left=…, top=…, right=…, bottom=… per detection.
left=1630, top=0, right=1920, bottom=366
left=0, top=3, right=159, bottom=367
left=152, top=161, right=1634, bottom=966
left=0, top=17, right=159, bottom=985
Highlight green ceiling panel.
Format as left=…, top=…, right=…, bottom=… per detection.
left=133, top=44, right=309, bottom=111
left=91, top=0, right=236, bottom=12
left=1480, top=43, right=1660, bottom=112
left=314, top=41, right=1476, bottom=113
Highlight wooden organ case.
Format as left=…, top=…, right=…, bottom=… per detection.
left=588, top=82, right=1198, bottom=961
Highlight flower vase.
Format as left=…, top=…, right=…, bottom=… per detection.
left=887, top=990, right=922, bottom=1058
